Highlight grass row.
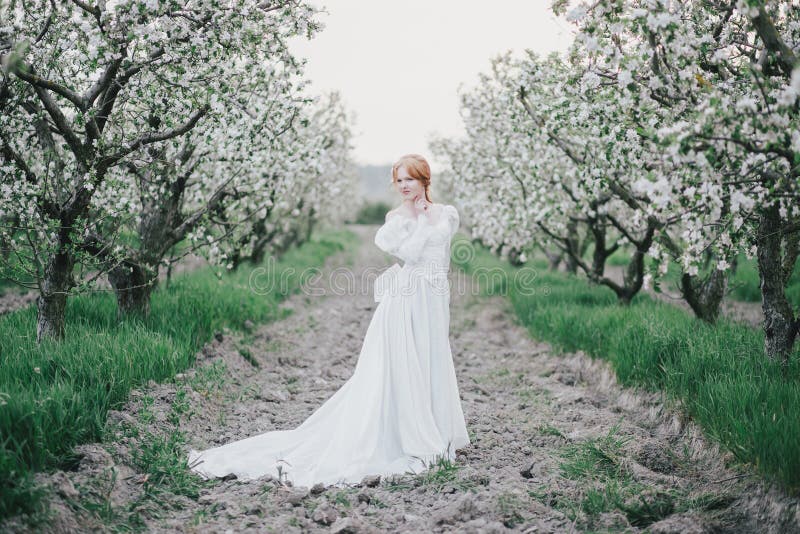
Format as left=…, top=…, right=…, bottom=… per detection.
left=0, top=229, right=357, bottom=522
left=453, top=236, right=800, bottom=495
left=528, top=424, right=735, bottom=529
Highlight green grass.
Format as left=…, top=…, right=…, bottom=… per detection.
left=494, top=491, right=528, bottom=528
left=411, top=447, right=474, bottom=492
left=727, top=253, right=800, bottom=305
left=354, top=200, right=393, bottom=225
left=0, top=229, right=356, bottom=523
left=0, top=279, right=28, bottom=297
left=537, top=423, right=566, bottom=439
left=76, top=384, right=216, bottom=530
left=457, top=242, right=800, bottom=495
left=559, top=424, right=632, bottom=481
left=648, top=250, right=799, bottom=306
left=527, top=424, right=727, bottom=528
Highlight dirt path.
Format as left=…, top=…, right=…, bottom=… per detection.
left=12, top=226, right=798, bottom=533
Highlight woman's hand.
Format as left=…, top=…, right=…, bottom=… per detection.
left=413, top=194, right=432, bottom=216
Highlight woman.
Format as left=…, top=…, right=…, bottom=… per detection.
left=187, top=153, right=470, bottom=488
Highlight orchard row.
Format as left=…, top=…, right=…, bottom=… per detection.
left=1, top=1, right=358, bottom=340
left=432, top=0, right=799, bottom=362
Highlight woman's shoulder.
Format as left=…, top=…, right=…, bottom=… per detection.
left=432, top=203, right=457, bottom=217
left=385, top=207, right=406, bottom=221
left=386, top=204, right=419, bottom=219
left=441, top=203, right=458, bottom=219
left=384, top=207, right=414, bottom=226
left=386, top=203, right=456, bottom=221
left=433, top=204, right=458, bottom=227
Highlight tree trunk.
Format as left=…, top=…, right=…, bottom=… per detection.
left=272, top=227, right=300, bottom=260
left=305, top=208, right=316, bottom=242
left=107, top=262, right=158, bottom=318
left=564, top=220, right=580, bottom=274
left=507, top=247, right=525, bottom=267
left=165, top=246, right=177, bottom=288
left=546, top=250, right=563, bottom=271
left=680, top=267, right=728, bottom=323
left=590, top=222, right=608, bottom=280
left=617, top=248, right=646, bottom=305
left=578, top=229, right=591, bottom=259
left=36, top=250, right=74, bottom=342
left=251, top=231, right=272, bottom=265
left=536, top=242, right=562, bottom=271
left=564, top=256, right=578, bottom=275
left=756, top=204, right=799, bottom=364
left=0, top=215, right=17, bottom=261
left=106, top=170, right=179, bottom=317
left=605, top=221, right=657, bottom=306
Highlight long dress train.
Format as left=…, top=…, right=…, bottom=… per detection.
left=186, top=204, right=470, bottom=488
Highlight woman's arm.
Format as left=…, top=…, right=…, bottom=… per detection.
left=374, top=212, right=431, bottom=263
left=395, top=213, right=431, bottom=263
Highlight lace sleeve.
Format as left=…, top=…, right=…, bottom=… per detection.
left=444, top=205, right=459, bottom=239
left=374, top=214, right=411, bottom=257
left=374, top=213, right=431, bottom=263
left=396, top=213, right=431, bottom=263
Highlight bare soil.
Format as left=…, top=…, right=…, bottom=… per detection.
left=6, top=226, right=798, bottom=533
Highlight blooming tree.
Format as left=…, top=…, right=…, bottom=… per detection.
left=221, top=90, right=359, bottom=269
left=433, top=0, right=800, bottom=362
left=433, top=50, right=674, bottom=306
left=94, top=53, right=327, bottom=317
left=555, top=0, right=800, bottom=361
left=0, top=0, right=338, bottom=338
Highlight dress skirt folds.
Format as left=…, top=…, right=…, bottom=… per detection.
left=187, top=205, right=470, bottom=488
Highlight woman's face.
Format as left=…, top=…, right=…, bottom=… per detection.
left=395, top=165, right=424, bottom=201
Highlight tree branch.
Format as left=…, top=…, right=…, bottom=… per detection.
left=100, top=105, right=209, bottom=170
left=32, top=85, right=86, bottom=164
left=518, top=86, right=586, bottom=165
left=85, top=53, right=124, bottom=107
left=14, top=64, right=86, bottom=111
left=749, top=3, right=798, bottom=78
left=35, top=0, right=57, bottom=43
left=96, top=47, right=166, bottom=133
left=166, top=170, right=241, bottom=254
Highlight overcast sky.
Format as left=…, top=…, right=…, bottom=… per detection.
left=287, top=1, right=575, bottom=171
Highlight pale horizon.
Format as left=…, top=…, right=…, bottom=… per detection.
left=288, top=1, right=575, bottom=171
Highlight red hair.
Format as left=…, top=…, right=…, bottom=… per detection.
left=391, top=154, right=433, bottom=202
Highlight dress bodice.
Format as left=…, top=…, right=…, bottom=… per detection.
left=373, top=205, right=459, bottom=302
left=374, top=205, right=459, bottom=266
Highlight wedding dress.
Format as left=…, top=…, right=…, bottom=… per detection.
left=187, top=204, right=471, bottom=488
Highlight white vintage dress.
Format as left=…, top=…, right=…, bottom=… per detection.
left=187, top=204, right=470, bottom=488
